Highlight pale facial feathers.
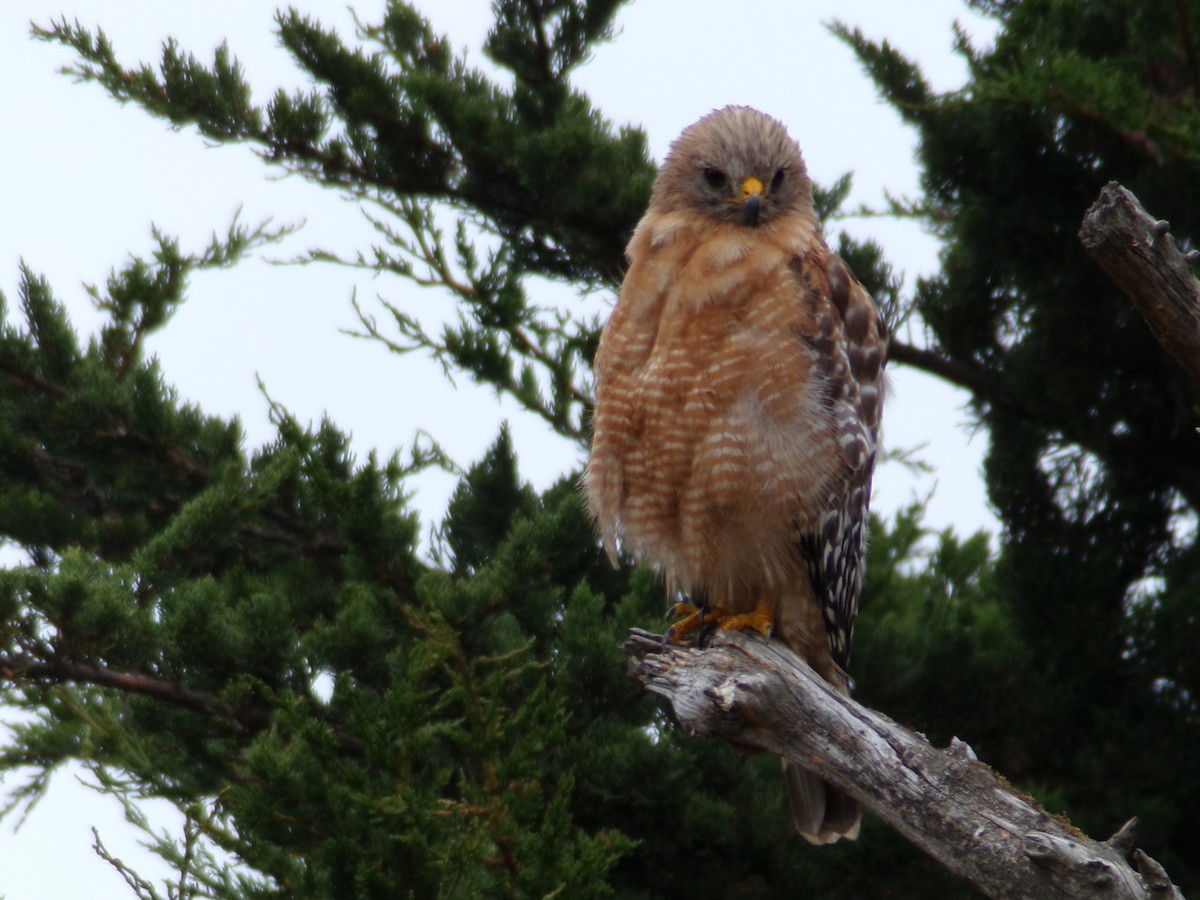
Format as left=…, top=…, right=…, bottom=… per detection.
left=650, top=105, right=815, bottom=228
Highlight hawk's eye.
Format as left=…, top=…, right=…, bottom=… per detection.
left=703, top=168, right=728, bottom=189
left=770, top=168, right=786, bottom=192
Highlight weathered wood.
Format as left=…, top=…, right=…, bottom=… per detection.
left=1079, top=181, right=1200, bottom=380
left=623, top=628, right=1183, bottom=900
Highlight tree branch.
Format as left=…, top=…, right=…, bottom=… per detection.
left=888, top=336, right=1200, bottom=511
left=1079, top=181, right=1200, bottom=382
left=886, top=339, right=1024, bottom=416
left=0, top=655, right=365, bottom=756
left=623, top=628, right=1183, bottom=900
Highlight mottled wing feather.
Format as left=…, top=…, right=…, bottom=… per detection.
left=789, top=250, right=887, bottom=672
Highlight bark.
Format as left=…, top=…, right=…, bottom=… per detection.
left=623, top=628, right=1184, bottom=900
left=1079, top=180, right=1200, bottom=381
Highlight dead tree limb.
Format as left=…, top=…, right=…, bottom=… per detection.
left=623, top=628, right=1183, bottom=900
left=1079, top=181, right=1200, bottom=380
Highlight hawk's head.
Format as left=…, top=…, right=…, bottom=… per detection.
left=652, top=105, right=813, bottom=229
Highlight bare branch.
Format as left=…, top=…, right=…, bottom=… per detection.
left=623, top=628, right=1183, bottom=900
left=1079, top=181, right=1200, bottom=381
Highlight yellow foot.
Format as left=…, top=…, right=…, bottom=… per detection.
left=665, top=597, right=774, bottom=643
left=718, top=601, right=774, bottom=640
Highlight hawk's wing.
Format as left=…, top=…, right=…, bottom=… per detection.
left=789, top=247, right=887, bottom=672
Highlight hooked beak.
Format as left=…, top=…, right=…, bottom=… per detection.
left=740, top=176, right=764, bottom=226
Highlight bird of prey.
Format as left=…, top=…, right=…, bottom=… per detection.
left=586, top=105, right=887, bottom=844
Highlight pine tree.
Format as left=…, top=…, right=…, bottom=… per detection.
left=2, top=0, right=1196, bottom=897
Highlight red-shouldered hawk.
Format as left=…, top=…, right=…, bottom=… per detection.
left=585, top=106, right=887, bottom=844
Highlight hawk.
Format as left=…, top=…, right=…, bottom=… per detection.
left=585, top=106, right=886, bottom=844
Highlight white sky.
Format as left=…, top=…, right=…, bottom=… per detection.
left=0, top=1, right=1000, bottom=896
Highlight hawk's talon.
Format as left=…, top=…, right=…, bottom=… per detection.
left=665, top=601, right=706, bottom=643
left=665, top=596, right=775, bottom=645
left=665, top=601, right=693, bottom=622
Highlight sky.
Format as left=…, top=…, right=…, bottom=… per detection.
left=0, top=1, right=1000, bottom=896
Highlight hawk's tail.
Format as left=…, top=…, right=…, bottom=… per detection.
left=782, top=759, right=861, bottom=844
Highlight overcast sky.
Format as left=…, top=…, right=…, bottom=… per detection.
left=0, top=1, right=1000, bottom=896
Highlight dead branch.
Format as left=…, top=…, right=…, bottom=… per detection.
left=623, top=628, right=1183, bottom=900
left=1079, top=181, right=1200, bottom=381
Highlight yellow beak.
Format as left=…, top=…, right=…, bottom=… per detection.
left=741, top=176, right=764, bottom=225
left=741, top=176, right=764, bottom=199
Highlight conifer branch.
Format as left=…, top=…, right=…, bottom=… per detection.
left=885, top=340, right=1019, bottom=412
left=1079, top=181, right=1200, bottom=382
left=0, top=655, right=365, bottom=756
left=887, top=337, right=1200, bottom=510
left=623, top=628, right=1183, bottom=900
left=1, top=654, right=254, bottom=727
left=0, top=358, right=65, bottom=397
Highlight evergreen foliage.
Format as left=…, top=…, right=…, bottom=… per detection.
left=1, top=0, right=1197, bottom=896
left=835, top=0, right=1200, bottom=882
